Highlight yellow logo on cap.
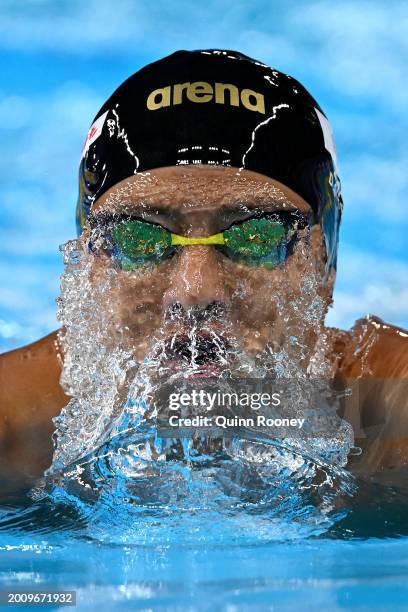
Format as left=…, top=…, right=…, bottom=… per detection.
left=146, top=82, right=265, bottom=114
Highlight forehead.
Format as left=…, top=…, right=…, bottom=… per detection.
left=91, top=166, right=312, bottom=217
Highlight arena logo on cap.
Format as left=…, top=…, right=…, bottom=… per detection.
left=81, top=110, right=109, bottom=159
left=146, top=81, right=265, bottom=114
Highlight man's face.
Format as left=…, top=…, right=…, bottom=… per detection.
left=80, top=165, right=333, bottom=381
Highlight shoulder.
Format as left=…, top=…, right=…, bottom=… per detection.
left=0, top=329, right=67, bottom=424
left=0, top=329, right=62, bottom=364
left=0, top=330, right=64, bottom=390
left=0, top=330, right=69, bottom=487
left=331, top=315, right=408, bottom=379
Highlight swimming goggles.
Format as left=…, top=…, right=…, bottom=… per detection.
left=88, top=211, right=310, bottom=272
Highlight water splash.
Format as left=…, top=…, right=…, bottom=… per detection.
left=39, top=224, right=357, bottom=543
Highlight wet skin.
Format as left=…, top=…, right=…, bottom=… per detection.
left=85, top=166, right=332, bottom=364
left=0, top=165, right=408, bottom=491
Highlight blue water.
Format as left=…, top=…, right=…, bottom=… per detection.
left=1, top=434, right=408, bottom=611
left=1, top=530, right=408, bottom=610
left=1, top=354, right=407, bottom=610
left=1, top=393, right=408, bottom=609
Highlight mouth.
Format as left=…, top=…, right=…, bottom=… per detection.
left=158, top=331, right=233, bottom=379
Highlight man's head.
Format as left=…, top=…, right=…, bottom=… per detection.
left=72, top=49, right=342, bottom=366
left=77, top=49, right=342, bottom=272
left=52, top=50, right=346, bottom=469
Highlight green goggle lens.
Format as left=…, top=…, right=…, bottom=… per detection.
left=96, top=214, right=304, bottom=271
left=109, top=220, right=173, bottom=270
left=223, top=218, right=286, bottom=258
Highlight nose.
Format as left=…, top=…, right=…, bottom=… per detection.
left=162, top=245, right=230, bottom=312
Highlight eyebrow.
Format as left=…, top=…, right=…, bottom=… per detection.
left=217, top=202, right=304, bottom=221
left=89, top=206, right=313, bottom=237
left=89, top=204, right=173, bottom=226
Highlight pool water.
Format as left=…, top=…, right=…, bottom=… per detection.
left=1, top=451, right=408, bottom=611
left=1, top=523, right=408, bottom=610
left=2, top=235, right=408, bottom=610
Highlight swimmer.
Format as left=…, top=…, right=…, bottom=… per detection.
left=0, top=49, right=407, bottom=491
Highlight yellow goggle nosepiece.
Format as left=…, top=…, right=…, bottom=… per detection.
left=171, top=232, right=225, bottom=246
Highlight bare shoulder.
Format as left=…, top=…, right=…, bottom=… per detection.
left=0, top=330, right=69, bottom=487
left=330, top=315, right=408, bottom=475
left=332, top=315, right=408, bottom=379
left=0, top=330, right=67, bottom=407
left=1, top=329, right=61, bottom=365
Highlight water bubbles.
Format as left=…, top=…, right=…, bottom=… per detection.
left=41, top=224, right=356, bottom=542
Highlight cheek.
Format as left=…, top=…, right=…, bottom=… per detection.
left=89, top=258, right=172, bottom=351
left=223, top=239, right=326, bottom=348
left=232, top=269, right=279, bottom=322
left=225, top=259, right=303, bottom=325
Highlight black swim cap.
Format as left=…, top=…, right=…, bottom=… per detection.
left=77, top=49, right=342, bottom=271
